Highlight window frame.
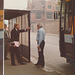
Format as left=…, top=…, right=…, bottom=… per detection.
left=64, top=1, right=73, bottom=34
left=47, top=5, right=52, bottom=9
left=36, top=12, right=41, bottom=20
left=46, top=12, right=53, bottom=19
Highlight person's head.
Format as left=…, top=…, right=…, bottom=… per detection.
left=37, top=23, right=42, bottom=29
left=4, top=24, right=7, bottom=29
left=14, top=23, right=20, bottom=29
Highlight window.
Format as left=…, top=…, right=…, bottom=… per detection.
left=65, top=1, right=72, bottom=34
left=54, top=12, right=59, bottom=19
left=61, top=2, right=65, bottom=29
left=36, top=13, right=41, bottom=19
left=47, top=5, right=52, bottom=9
left=12, top=18, right=16, bottom=26
left=46, top=12, right=53, bottom=19
left=56, top=6, right=59, bottom=10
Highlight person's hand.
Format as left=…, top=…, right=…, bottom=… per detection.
left=13, top=45, right=16, bottom=47
left=27, top=26, right=30, bottom=30
left=37, top=46, right=41, bottom=51
left=37, top=46, right=40, bottom=49
left=37, top=46, right=40, bottom=48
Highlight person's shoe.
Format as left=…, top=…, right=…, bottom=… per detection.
left=35, top=64, right=44, bottom=67
left=41, top=65, right=44, bottom=67
left=35, top=64, right=41, bottom=67
left=35, top=64, right=38, bottom=66
left=34, top=63, right=39, bottom=66
left=5, top=58, right=10, bottom=60
left=12, top=64, right=16, bottom=66
left=36, top=65, right=42, bottom=67
left=20, top=62, right=26, bottom=65
left=37, top=65, right=44, bottom=67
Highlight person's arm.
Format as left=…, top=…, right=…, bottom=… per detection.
left=19, top=29, right=28, bottom=32
left=4, top=31, right=7, bottom=40
left=36, top=31, right=39, bottom=44
left=19, top=26, right=30, bottom=32
left=38, top=30, right=43, bottom=46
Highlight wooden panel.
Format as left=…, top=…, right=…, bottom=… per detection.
left=66, top=53, right=75, bottom=59
left=66, top=0, right=71, bottom=2
left=65, top=43, right=75, bottom=59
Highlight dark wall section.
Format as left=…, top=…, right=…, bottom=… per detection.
left=0, top=0, right=3, bottom=9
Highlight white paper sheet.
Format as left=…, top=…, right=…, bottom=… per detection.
left=14, top=41, right=20, bottom=47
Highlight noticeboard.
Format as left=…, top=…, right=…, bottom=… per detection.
left=0, top=10, right=3, bottom=29
left=66, top=0, right=71, bottom=2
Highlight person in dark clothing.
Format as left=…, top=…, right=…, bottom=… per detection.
left=10, top=23, right=30, bottom=66
left=35, top=23, right=45, bottom=67
left=4, top=24, right=10, bottom=60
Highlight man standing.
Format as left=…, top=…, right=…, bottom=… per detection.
left=10, top=23, right=30, bottom=66
left=4, top=24, right=10, bottom=60
left=35, top=23, right=45, bottom=67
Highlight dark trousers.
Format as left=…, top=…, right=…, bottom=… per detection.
left=10, top=47, right=22, bottom=65
left=37, top=41, right=45, bottom=66
left=4, top=43, right=8, bottom=59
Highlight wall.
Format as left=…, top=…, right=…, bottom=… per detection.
left=31, top=19, right=59, bottom=34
